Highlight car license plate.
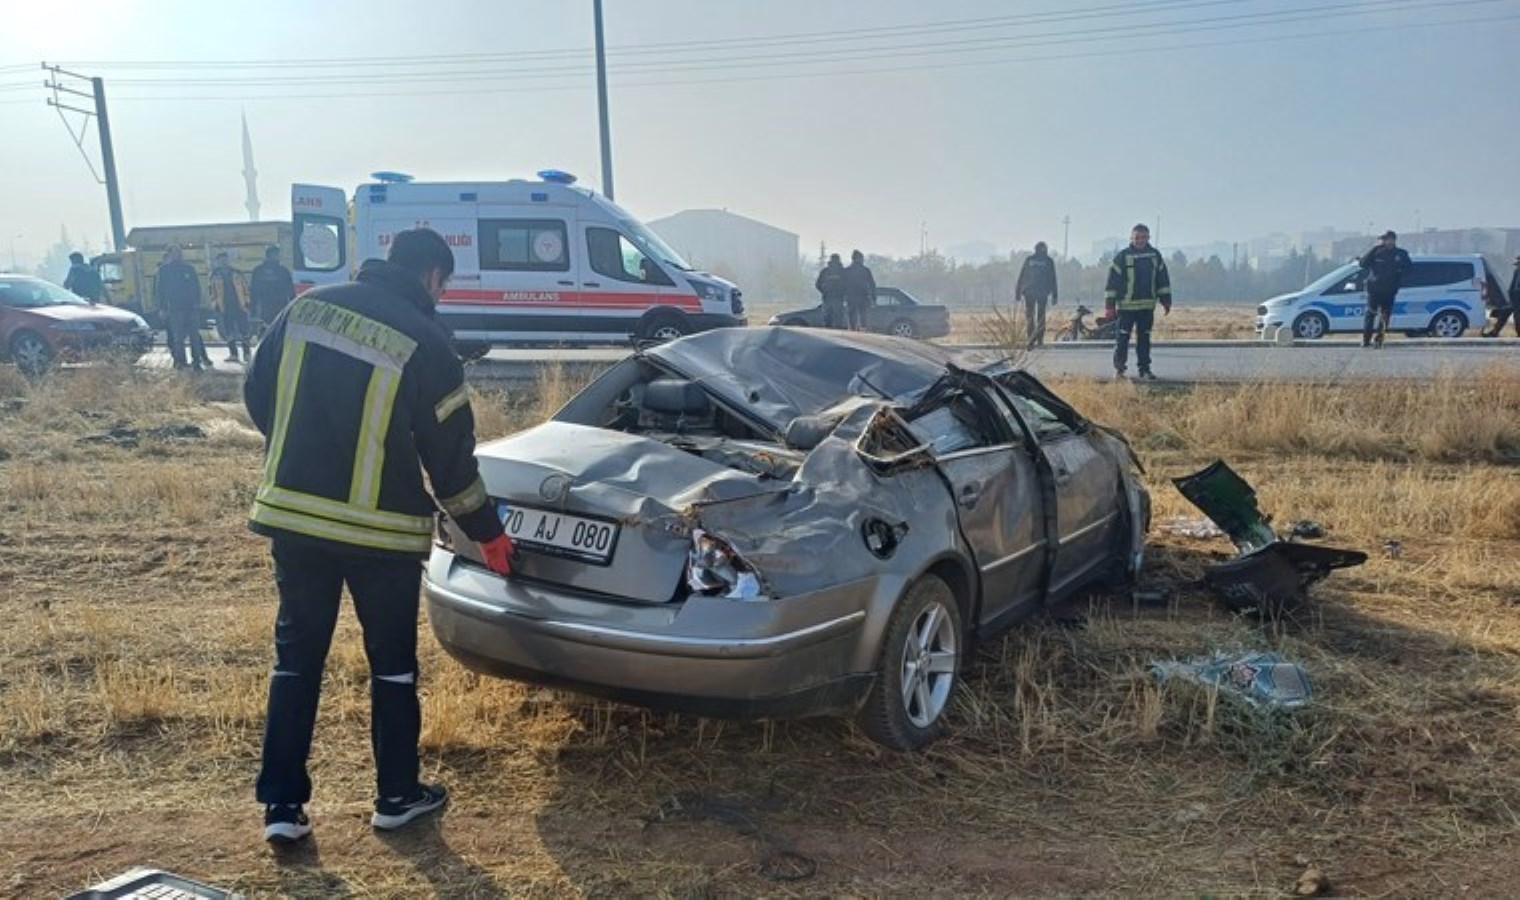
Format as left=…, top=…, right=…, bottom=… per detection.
left=496, top=502, right=620, bottom=566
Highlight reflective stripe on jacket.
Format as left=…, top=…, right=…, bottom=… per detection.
left=1104, top=246, right=1172, bottom=311
left=243, top=259, right=503, bottom=557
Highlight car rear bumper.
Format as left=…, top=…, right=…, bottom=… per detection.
left=423, top=550, right=875, bottom=718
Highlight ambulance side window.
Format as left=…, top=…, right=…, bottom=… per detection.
left=587, top=227, right=674, bottom=286
left=479, top=219, right=569, bottom=272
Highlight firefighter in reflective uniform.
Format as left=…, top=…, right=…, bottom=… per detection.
left=1105, top=223, right=1172, bottom=379
left=244, top=228, right=515, bottom=844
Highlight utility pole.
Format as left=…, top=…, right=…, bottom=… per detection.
left=1061, top=215, right=1070, bottom=259
left=43, top=64, right=126, bottom=252
left=593, top=0, right=615, bottom=201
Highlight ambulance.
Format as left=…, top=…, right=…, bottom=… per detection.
left=291, top=171, right=746, bottom=346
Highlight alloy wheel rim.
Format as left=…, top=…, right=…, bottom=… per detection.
left=899, top=601, right=957, bottom=728
left=15, top=337, right=48, bottom=372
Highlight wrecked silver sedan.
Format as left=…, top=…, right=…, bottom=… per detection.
left=425, top=327, right=1149, bottom=749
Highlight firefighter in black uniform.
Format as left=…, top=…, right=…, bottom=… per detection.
left=245, top=229, right=514, bottom=844
left=1015, top=241, right=1059, bottom=347
left=1105, top=224, right=1172, bottom=379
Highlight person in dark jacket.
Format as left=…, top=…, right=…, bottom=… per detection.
left=842, top=250, right=876, bottom=332
left=244, top=228, right=514, bottom=844
left=1358, top=230, right=1411, bottom=348
left=208, top=251, right=252, bottom=362
left=1484, top=255, right=1520, bottom=337
left=814, top=254, right=847, bottom=329
left=1105, top=224, right=1172, bottom=379
left=63, top=251, right=103, bottom=302
left=1016, top=241, right=1059, bottom=347
left=155, top=246, right=208, bottom=371
left=249, top=244, right=296, bottom=329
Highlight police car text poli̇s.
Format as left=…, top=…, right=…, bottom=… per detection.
left=1256, top=253, right=1494, bottom=340
left=290, top=171, right=745, bottom=348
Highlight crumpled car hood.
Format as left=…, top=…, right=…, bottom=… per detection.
left=646, top=325, right=997, bottom=433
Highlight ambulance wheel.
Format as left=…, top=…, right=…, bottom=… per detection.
left=1291, top=311, right=1328, bottom=340
left=639, top=312, right=689, bottom=343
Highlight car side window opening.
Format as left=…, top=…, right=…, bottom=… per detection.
left=587, top=227, right=674, bottom=286
left=875, top=291, right=901, bottom=307
left=479, top=218, right=570, bottom=272
left=1401, top=262, right=1473, bottom=289
left=1324, top=271, right=1366, bottom=295
left=906, top=389, right=1007, bottom=455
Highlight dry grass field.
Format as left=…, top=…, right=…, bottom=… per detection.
left=1, top=360, right=1518, bottom=898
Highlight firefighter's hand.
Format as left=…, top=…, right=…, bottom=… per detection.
left=1162, top=303, right=1172, bottom=316
left=480, top=534, right=517, bottom=576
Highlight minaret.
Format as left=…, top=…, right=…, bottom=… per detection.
left=242, top=110, right=260, bottom=222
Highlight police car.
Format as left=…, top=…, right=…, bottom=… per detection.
left=1256, top=254, right=1492, bottom=340
left=292, top=171, right=745, bottom=347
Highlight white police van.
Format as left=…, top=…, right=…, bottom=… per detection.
left=1256, top=254, right=1492, bottom=340
left=291, top=171, right=745, bottom=346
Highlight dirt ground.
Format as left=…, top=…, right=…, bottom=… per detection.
left=1, top=363, right=1517, bottom=898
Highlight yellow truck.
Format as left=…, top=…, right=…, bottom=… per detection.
left=92, top=221, right=292, bottom=327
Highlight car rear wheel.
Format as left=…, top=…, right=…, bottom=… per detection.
left=889, top=318, right=917, bottom=339
left=638, top=312, right=689, bottom=342
left=856, top=574, right=961, bottom=750
left=10, top=330, right=54, bottom=376
left=1428, top=310, right=1466, bottom=338
left=1291, top=311, right=1328, bottom=340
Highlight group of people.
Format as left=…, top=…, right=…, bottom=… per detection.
left=813, top=249, right=877, bottom=330
left=1015, top=224, right=1173, bottom=378
left=154, top=244, right=296, bottom=370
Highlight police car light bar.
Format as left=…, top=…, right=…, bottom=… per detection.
left=537, top=169, right=577, bottom=185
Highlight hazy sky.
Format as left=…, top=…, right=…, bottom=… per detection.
left=3, top=0, right=1518, bottom=269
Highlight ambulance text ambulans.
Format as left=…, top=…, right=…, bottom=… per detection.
left=291, top=171, right=745, bottom=346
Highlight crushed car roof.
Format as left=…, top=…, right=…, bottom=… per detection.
left=646, top=326, right=1007, bottom=430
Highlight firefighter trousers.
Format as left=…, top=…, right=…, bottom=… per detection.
left=255, top=539, right=424, bottom=805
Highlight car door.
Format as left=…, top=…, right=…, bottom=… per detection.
left=290, top=184, right=349, bottom=291
left=995, top=373, right=1121, bottom=597
left=912, top=385, right=1047, bottom=626
left=869, top=288, right=904, bottom=334
left=1317, top=268, right=1366, bottom=333
left=585, top=225, right=678, bottom=331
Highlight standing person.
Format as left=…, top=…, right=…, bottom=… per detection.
left=156, top=246, right=208, bottom=372
left=1105, top=224, right=1172, bottom=379
left=842, top=249, right=877, bottom=332
left=63, top=251, right=103, bottom=302
left=1358, top=230, right=1411, bottom=348
left=208, top=252, right=252, bottom=362
left=1484, top=254, right=1520, bottom=338
left=244, top=228, right=515, bottom=844
left=1015, top=241, right=1059, bottom=347
left=814, top=253, right=847, bottom=329
left=250, top=245, right=296, bottom=331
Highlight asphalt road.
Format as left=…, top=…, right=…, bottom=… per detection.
left=139, top=337, right=1519, bottom=385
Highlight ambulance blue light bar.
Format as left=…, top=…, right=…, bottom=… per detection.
left=370, top=171, right=414, bottom=184
left=537, top=169, right=577, bottom=185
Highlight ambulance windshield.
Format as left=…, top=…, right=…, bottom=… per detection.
left=620, top=218, right=692, bottom=272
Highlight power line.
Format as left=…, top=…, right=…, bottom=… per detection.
left=98, top=11, right=1520, bottom=104
left=58, top=0, right=1262, bottom=70
left=67, top=0, right=1506, bottom=93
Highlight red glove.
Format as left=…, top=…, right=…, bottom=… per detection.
left=480, top=534, right=516, bottom=576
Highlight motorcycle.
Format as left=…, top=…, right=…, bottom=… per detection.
left=1053, top=303, right=1118, bottom=342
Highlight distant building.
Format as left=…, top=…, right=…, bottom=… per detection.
left=1329, top=228, right=1520, bottom=265
left=647, top=209, right=799, bottom=298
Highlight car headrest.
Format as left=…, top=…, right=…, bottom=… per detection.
left=783, top=414, right=836, bottom=450
left=644, top=379, right=710, bottom=417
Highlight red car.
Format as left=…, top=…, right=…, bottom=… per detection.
left=0, top=275, right=152, bottom=375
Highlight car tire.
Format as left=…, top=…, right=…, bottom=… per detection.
left=10, top=330, right=54, bottom=377
left=889, top=318, right=917, bottom=339
left=856, top=574, right=962, bottom=751
left=1291, top=311, right=1328, bottom=340
left=1428, top=310, right=1466, bottom=339
left=638, top=312, right=689, bottom=343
